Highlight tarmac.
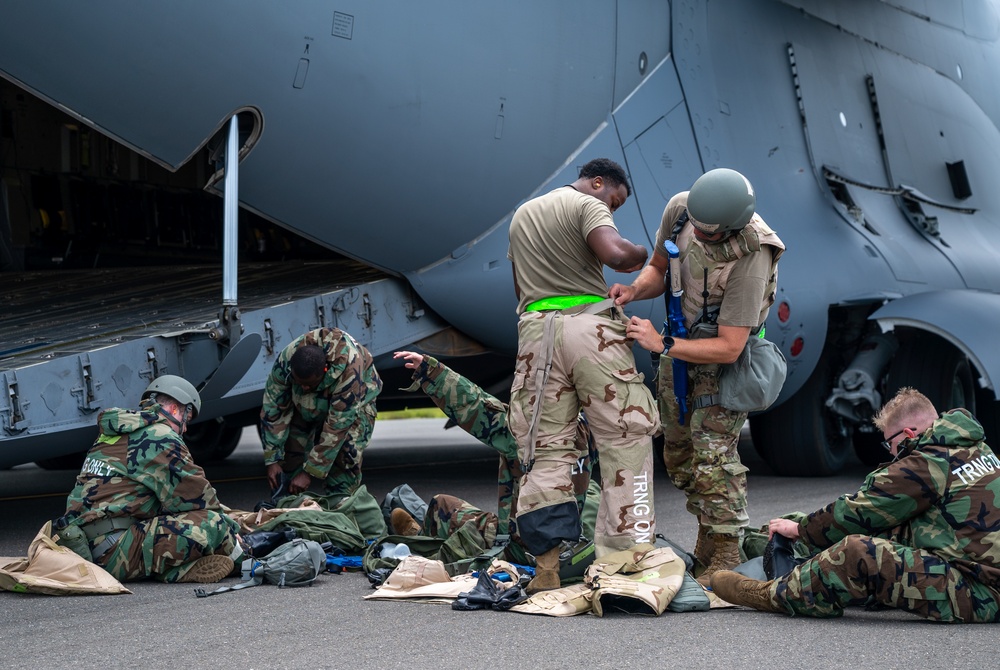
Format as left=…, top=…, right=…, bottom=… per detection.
left=0, top=419, right=984, bottom=670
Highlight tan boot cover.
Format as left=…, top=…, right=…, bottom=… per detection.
left=0, top=521, right=131, bottom=595
left=510, top=583, right=594, bottom=617
left=585, top=543, right=686, bottom=616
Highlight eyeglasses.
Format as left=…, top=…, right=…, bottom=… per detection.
left=880, top=427, right=916, bottom=453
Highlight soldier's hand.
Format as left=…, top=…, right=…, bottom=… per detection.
left=288, top=471, right=313, bottom=494
left=266, top=463, right=284, bottom=491
left=625, top=316, right=662, bottom=353
left=768, top=518, right=800, bottom=540
left=393, top=351, right=424, bottom=368
left=608, top=283, right=636, bottom=306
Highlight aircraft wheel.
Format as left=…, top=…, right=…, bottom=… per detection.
left=852, top=428, right=888, bottom=467
left=34, top=451, right=87, bottom=471
left=749, top=352, right=852, bottom=476
left=185, top=417, right=244, bottom=464
left=884, top=333, right=976, bottom=419
left=975, top=387, right=1000, bottom=450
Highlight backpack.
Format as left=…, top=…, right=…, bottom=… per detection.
left=193, top=538, right=326, bottom=597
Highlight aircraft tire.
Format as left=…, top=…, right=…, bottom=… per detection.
left=884, top=333, right=976, bottom=423
left=974, top=387, right=1000, bottom=451
left=34, top=450, right=87, bottom=471
left=749, top=351, right=852, bottom=476
left=185, top=418, right=244, bottom=464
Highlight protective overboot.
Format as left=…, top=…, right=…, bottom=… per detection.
left=390, top=508, right=421, bottom=536
left=452, top=570, right=502, bottom=610
left=178, top=554, right=235, bottom=584
left=526, top=546, right=561, bottom=594
left=696, top=533, right=740, bottom=588
left=709, top=570, right=784, bottom=613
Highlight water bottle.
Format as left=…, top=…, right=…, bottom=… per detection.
left=380, top=542, right=397, bottom=558
left=392, top=543, right=411, bottom=559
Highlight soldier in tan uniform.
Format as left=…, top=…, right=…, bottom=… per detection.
left=507, top=157, right=658, bottom=594
left=614, top=168, right=784, bottom=586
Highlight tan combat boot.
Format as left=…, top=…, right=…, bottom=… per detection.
left=695, top=533, right=740, bottom=588
left=709, top=570, right=784, bottom=613
left=178, top=554, right=235, bottom=583
left=526, top=545, right=562, bottom=594
left=693, top=523, right=714, bottom=569
left=390, top=508, right=422, bottom=536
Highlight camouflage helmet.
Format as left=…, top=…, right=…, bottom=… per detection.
left=686, top=168, right=756, bottom=235
left=143, top=374, right=201, bottom=418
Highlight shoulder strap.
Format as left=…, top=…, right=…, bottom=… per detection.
left=670, top=210, right=689, bottom=242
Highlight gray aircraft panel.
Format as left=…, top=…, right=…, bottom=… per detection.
left=613, top=2, right=671, bottom=110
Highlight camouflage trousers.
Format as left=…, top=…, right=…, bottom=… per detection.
left=658, top=356, right=749, bottom=536
left=771, top=535, right=1000, bottom=623
left=279, top=405, right=375, bottom=496
left=510, top=310, right=658, bottom=558
left=96, top=509, right=240, bottom=583
left=425, top=481, right=603, bottom=567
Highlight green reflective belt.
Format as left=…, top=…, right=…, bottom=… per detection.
left=525, top=295, right=604, bottom=312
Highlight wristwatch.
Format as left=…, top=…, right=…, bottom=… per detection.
left=661, top=335, right=675, bottom=355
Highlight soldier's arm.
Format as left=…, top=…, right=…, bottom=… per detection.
left=260, top=359, right=294, bottom=465
left=586, top=226, right=648, bottom=273
left=798, top=456, right=937, bottom=548
left=136, top=427, right=223, bottom=513
left=408, top=355, right=518, bottom=461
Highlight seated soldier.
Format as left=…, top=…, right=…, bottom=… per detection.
left=55, top=375, right=243, bottom=583
left=712, top=387, right=1000, bottom=623
left=389, top=351, right=599, bottom=590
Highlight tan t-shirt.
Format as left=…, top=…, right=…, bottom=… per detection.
left=507, top=186, right=617, bottom=314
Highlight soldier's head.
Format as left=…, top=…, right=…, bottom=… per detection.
left=142, top=374, right=201, bottom=433
left=289, top=344, right=328, bottom=391
left=873, top=387, right=939, bottom=459
left=686, top=168, right=756, bottom=241
left=575, top=158, right=631, bottom=213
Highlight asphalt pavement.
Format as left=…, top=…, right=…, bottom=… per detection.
left=0, top=420, right=980, bottom=670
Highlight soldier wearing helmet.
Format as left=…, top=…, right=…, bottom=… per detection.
left=613, top=168, right=785, bottom=587
left=55, top=374, right=244, bottom=584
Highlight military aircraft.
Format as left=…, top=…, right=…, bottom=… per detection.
left=2, top=0, right=1000, bottom=475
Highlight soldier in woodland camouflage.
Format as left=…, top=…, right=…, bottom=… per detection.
left=392, top=351, right=598, bottom=566
left=260, top=328, right=382, bottom=497
left=712, top=388, right=1000, bottom=623
left=616, top=168, right=784, bottom=586
left=57, top=375, right=242, bottom=583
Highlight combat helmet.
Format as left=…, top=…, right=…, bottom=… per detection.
left=143, top=374, right=201, bottom=418
left=686, top=168, right=756, bottom=235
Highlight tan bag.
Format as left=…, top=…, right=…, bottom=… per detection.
left=0, top=521, right=131, bottom=596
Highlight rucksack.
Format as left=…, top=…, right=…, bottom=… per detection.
left=193, top=538, right=326, bottom=597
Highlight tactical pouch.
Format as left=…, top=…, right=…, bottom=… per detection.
left=52, top=524, right=94, bottom=563
left=718, top=336, right=787, bottom=413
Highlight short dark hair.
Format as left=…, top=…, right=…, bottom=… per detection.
left=579, top=158, right=631, bottom=197
left=290, top=344, right=327, bottom=379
